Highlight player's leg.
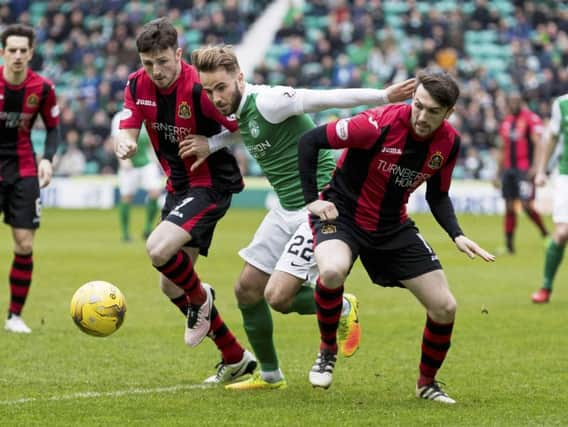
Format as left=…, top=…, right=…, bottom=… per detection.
left=4, top=177, right=41, bottom=334
left=501, top=170, right=518, bottom=254
left=226, top=207, right=294, bottom=390
left=147, top=189, right=226, bottom=347
left=519, top=175, right=548, bottom=238
left=308, top=238, right=353, bottom=389
left=265, top=222, right=361, bottom=357
left=225, top=262, right=284, bottom=390
left=159, top=262, right=256, bottom=385
left=140, top=162, right=162, bottom=240
left=532, top=178, right=568, bottom=302
left=5, top=227, right=35, bottom=333
left=117, top=166, right=136, bottom=242
left=403, top=270, right=457, bottom=404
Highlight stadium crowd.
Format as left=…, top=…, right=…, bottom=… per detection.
left=1, top=0, right=567, bottom=179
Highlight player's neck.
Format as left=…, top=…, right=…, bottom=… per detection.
left=3, top=67, right=27, bottom=86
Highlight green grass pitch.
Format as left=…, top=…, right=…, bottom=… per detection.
left=1, top=208, right=566, bottom=425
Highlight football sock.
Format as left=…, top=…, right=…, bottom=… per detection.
left=144, top=198, right=159, bottom=237
left=9, top=253, right=33, bottom=316
left=314, top=278, right=343, bottom=354
left=525, top=206, right=549, bottom=237
left=170, top=294, right=189, bottom=316
left=505, top=211, right=516, bottom=253
left=155, top=251, right=206, bottom=305
left=208, top=305, right=244, bottom=364
left=543, top=240, right=565, bottom=291
left=239, top=299, right=279, bottom=371
left=288, top=286, right=316, bottom=314
left=418, top=315, right=454, bottom=388
left=119, top=202, right=131, bottom=240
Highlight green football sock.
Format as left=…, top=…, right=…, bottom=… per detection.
left=144, top=198, right=159, bottom=235
left=543, top=240, right=565, bottom=291
left=289, top=285, right=316, bottom=314
left=240, top=299, right=279, bottom=372
left=118, top=202, right=131, bottom=240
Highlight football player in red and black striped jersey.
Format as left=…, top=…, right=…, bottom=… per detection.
left=299, top=71, right=495, bottom=402
left=114, top=18, right=255, bottom=384
left=1, top=24, right=61, bottom=334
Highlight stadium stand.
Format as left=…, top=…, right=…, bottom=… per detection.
left=1, top=0, right=567, bottom=179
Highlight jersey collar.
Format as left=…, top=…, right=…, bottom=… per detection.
left=235, top=82, right=253, bottom=118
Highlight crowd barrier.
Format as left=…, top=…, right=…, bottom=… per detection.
left=40, top=176, right=554, bottom=214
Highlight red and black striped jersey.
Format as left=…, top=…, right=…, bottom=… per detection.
left=0, top=67, right=59, bottom=180
left=120, top=61, right=243, bottom=194
left=498, top=107, right=543, bottom=171
left=323, top=104, right=461, bottom=234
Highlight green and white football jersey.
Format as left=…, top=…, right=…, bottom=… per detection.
left=235, top=83, right=336, bottom=210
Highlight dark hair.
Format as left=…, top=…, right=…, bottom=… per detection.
left=1, top=24, right=35, bottom=49
left=416, top=70, right=460, bottom=108
left=136, top=17, right=178, bottom=53
left=191, top=45, right=240, bottom=74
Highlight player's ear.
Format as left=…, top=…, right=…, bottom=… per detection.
left=445, top=106, right=455, bottom=120
left=175, top=47, right=183, bottom=61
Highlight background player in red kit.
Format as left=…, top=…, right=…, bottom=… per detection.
left=115, top=18, right=256, bottom=383
left=1, top=24, right=60, bottom=334
left=298, top=71, right=495, bottom=403
left=494, top=92, right=548, bottom=254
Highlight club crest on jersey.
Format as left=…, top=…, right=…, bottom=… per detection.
left=27, top=93, right=39, bottom=107
left=178, top=101, right=191, bottom=119
left=249, top=119, right=260, bottom=138
left=321, top=223, right=336, bottom=234
left=428, top=151, right=444, bottom=169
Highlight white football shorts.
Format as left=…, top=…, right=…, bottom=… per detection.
left=239, top=201, right=318, bottom=285
left=552, top=174, right=568, bottom=224
left=118, top=162, right=163, bottom=197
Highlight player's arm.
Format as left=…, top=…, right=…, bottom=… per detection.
left=426, top=137, right=495, bottom=262
left=535, top=100, right=561, bottom=186
left=528, top=114, right=544, bottom=178
left=178, top=129, right=243, bottom=171
left=299, top=112, right=380, bottom=219
left=257, top=79, right=415, bottom=124
left=298, top=125, right=338, bottom=220
left=298, top=78, right=415, bottom=113
left=38, top=83, right=61, bottom=188
left=116, top=81, right=144, bottom=159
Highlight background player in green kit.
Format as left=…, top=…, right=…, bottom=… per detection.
left=180, top=45, right=414, bottom=389
left=531, top=93, right=568, bottom=303
left=111, top=110, right=162, bottom=242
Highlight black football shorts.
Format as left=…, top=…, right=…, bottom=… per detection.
left=0, top=177, right=41, bottom=229
left=310, top=215, right=442, bottom=287
left=162, top=187, right=232, bottom=256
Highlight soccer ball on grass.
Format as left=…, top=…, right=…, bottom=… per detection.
left=70, top=280, right=127, bottom=337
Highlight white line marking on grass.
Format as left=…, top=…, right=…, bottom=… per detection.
left=0, top=383, right=209, bottom=406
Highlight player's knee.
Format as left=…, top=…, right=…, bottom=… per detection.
left=265, top=287, right=291, bottom=313
left=146, top=239, right=171, bottom=266
left=318, top=267, right=347, bottom=289
left=234, top=278, right=264, bottom=305
left=431, top=295, right=457, bottom=322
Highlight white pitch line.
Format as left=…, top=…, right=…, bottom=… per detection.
left=0, top=383, right=209, bottom=406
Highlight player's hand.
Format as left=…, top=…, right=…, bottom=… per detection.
left=307, top=200, right=338, bottom=221
left=38, top=159, right=53, bottom=188
left=178, top=134, right=211, bottom=171
left=386, top=78, right=416, bottom=103
left=491, top=177, right=501, bottom=189
left=115, top=139, right=137, bottom=160
left=454, top=235, right=496, bottom=262
left=534, top=171, right=547, bottom=187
